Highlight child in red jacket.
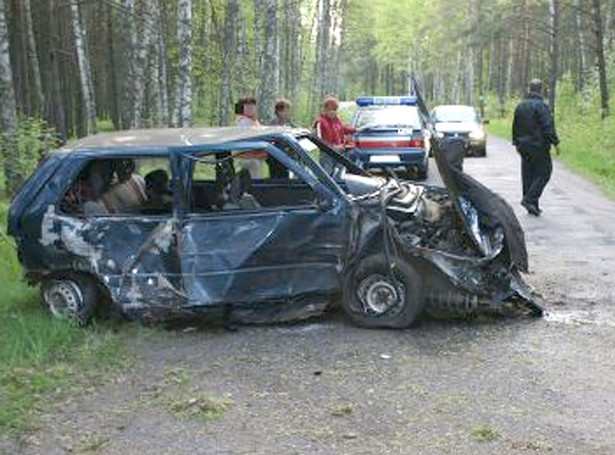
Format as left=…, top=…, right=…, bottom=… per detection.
left=314, top=96, right=356, bottom=152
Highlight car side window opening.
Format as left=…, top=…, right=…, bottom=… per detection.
left=60, top=157, right=173, bottom=216
left=188, top=149, right=317, bottom=214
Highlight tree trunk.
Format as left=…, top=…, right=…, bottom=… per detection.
left=548, top=0, right=559, bottom=112
left=259, top=0, right=279, bottom=123
left=23, top=0, right=44, bottom=115
left=132, top=2, right=150, bottom=128
left=220, top=0, right=238, bottom=126
left=175, top=0, right=193, bottom=127
left=156, top=0, right=170, bottom=126
left=106, top=2, right=121, bottom=129
left=121, top=0, right=137, bottom=129
left=70, top=0, right=96, bottom=135
left=0, top=0, right=21, bottom=194
left=315, top=0, right=332, bottom=101
left=253, top=0, right=264, bottom=100
left=592, top=0, right=610, bottom=117
left=288, top=0, right=302, bottom=102
left=574, top=0, right=589, bottom=95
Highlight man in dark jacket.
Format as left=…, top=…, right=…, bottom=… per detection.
left=512, top=79, right=560, bottom=216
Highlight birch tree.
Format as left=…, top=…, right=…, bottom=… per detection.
left=155, top=0, right=170, bottom=126
left=548, top=0, right=560, bottom=112
left=259, top=0, right=279, bottom=122
left=121, top=0, right=137, bottom=129
left=70, top=0, right=97, bottom=135
left=574, top=0, right=588, bottom=95
left=175, top=0, right=193, bottom=127
left=24, top=0, right=44, bottom=115
left=592, top=0, right=610, bottom=117
left=220, top=0, right=238, bottom=125
left=0, top=0, right=21, bottom=193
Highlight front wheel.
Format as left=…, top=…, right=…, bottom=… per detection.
left=41, top=273, right=98, bottom=325
left=342, top=255, right=424, bottom=328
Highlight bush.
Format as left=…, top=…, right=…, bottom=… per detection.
left=0, top=117, right=58, bottom=194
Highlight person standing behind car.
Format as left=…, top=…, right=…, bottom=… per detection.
left=235, top=97, right=266, bottom=178
left=270, top=98, right=296, bottom=127
left=314, top=96, right=357, bottom=173
left=313, top=96, right=356, bottom=153
left=512, top=79, right=560, bottom=216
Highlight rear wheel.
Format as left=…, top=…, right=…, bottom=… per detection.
left=41, top=273, right=98, bottom=325
left=342, top=254, right=424, bottom=328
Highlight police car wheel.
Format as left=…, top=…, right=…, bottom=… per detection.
left=41, top=274, right=98, bottom=325
left=342, top=254, right=424, bottom=329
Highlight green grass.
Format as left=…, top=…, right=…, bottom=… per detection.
left=0, top=201, right=129, bottom=435
left=471, top=425, right=500, bottom=442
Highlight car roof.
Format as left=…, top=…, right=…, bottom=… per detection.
left=59, top=126, right=308, bottom=152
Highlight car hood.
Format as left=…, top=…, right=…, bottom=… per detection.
left=434, top=122, right=480, bottom=133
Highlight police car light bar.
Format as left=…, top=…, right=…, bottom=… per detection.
left=355, top=96, right=417, bottom=107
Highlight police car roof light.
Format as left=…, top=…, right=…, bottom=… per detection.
left=356, top=96, right=417, bottom=107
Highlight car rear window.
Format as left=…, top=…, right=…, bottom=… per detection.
left=354, top=106, right=421, bottom=129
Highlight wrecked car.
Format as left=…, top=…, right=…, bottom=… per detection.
left=7, top=127, right=542, bottom=328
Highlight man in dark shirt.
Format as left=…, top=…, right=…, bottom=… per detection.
left=512, top=79, right=560, bottom=216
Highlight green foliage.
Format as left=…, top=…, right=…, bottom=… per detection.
left=0, top=117, right=57, bottom=194
left=0, top=201, right=127, bottom=434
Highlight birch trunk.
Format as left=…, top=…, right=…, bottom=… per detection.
left=288, top=0, right=302, bottom=101
left=24, top=0, right=44, bottom=115
left=121, top=0, right=137, bottom=129
left=592, top=0, right=610, bottom=117
left=259, top=0, right=279, bottom=122
left=70, top=0, right=97, bottom=135
left=0, top=0, right=21, bottom=194
left=220, top=0, right=238, bottom=125
left=155, top=1, right=170, bottom=126
left=574, top=0, right=588, bottom=95
left=175, top=0, right=193, bottom=127
left=548, top=0, right=559, bottom=112
left=253, top=0, right=264, bottom=100
left=132, top=2, right=151, bottom=128
left=48, top=0, right=67, bottom=139
left=315, top=0, right=332, bottom=100
left=106, top=2, right=121, bottom=129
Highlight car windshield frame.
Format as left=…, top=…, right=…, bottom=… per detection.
left=353, top=105, right=422, bottom=130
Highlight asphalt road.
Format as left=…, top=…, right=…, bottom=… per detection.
left=4, top=135, right=615, bottom=455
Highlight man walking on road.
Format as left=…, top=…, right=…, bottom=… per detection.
left=512, top=79, right=560, bottom=216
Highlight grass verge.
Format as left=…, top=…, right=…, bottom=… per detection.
left=0, top=201, right=129, bottom=436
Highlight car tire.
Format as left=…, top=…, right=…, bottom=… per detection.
left=342, top=254, right=424, bottom=329
left=475, top=146, right=487, bottom=157
left=41, top=273, right=98, bottom=325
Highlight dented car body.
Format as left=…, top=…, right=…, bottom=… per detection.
left=8, top=127, right=541, bottom=328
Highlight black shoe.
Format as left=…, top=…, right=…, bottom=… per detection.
left=521, top=200, right=540, bottom=216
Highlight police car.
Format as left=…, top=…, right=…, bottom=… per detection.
left=349, top=96, right=431, bottom=180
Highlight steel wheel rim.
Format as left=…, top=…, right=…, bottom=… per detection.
left=358, top=274, right=405, bottom=315
left=44, top=280, right=83, bottom=319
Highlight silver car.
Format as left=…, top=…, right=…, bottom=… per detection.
left=431, top=105, right=488, bottom=157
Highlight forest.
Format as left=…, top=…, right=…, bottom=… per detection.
left=1, top=0, right=615, bottom=195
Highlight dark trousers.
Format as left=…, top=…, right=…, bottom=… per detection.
left=519, top=147, right=552, bottom=208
